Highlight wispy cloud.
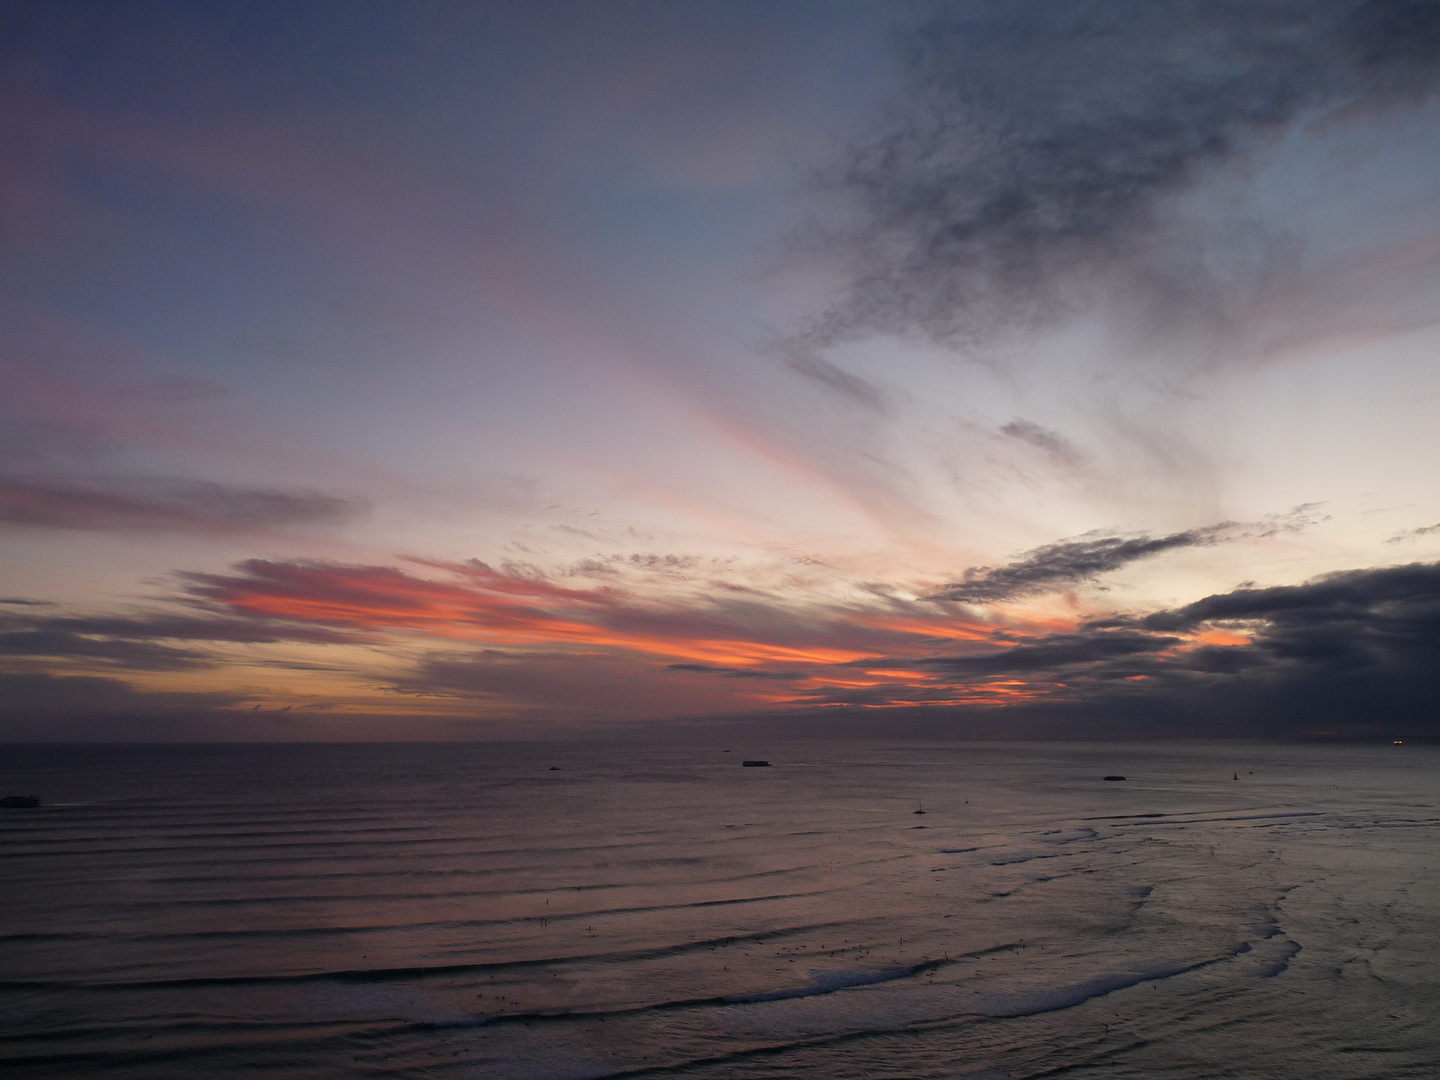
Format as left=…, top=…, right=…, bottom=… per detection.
left=0, top=629, right=211, bottom=671
left=0, top=475, right=365, bottom=533
left=778, top=345, right=886, bottom=410
left=999, top=419, right=1086, bottom=469
left=0, top=610, right=356, bottom=647
left=1386, top=522, right=1440, bottom=544
left=933, top=508, right=1321, bottom=604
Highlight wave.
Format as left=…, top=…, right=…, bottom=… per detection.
left=412, top=944, right=1023, bottom=1030
left=1110, top=812, right=1324, bottom=827
left=553, top=949, right=1252, bottom=1079
left=0, top=890, right=831, bottom=947
left=0, top=922, right=864, bottom=992
left=722, top=965, right=926, bottom=1003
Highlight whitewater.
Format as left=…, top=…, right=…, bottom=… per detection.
left=2, top=740, right=1436, bottom=1078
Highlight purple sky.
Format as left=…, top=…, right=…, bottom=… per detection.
left=6, top=0, right=1440, bottom=740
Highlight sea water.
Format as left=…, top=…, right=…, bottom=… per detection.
left=1, top=740, right=1437, bottom=1078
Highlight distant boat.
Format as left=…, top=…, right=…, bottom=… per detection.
left=1394, top=740, right=1404, bottom=745
left=1103, top=775, right=1126, bottom=782
left=0, top=795, right=40, bottom=808
left=548, top=766, right=562, bottom=771
left=741, top=760, right=771, bottom=767
left=914, top=800, right=926, bottom=814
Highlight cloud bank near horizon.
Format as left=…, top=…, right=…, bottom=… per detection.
left=4, top=548, right=1439, bottom=740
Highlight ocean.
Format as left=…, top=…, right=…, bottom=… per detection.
left=1, top=740, right=1436, bottom=1078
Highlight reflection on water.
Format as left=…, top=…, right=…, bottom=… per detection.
left=2, top=740, right=1438, bottom=1078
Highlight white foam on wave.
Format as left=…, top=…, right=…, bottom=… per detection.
left=964, top=964, right=1191, bottom=1018
left=724, top=966, right=912, bottom=1002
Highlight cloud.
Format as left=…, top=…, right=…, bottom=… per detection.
left=392, top=649, right=779, bottom=721
left=6, top=549, right=1440, bottom=737
left=934, top=508, right=1320, bottom=604
left=936, top=529, right=1224, bottom=604
left=1138, top=560, right=1440, bottom=633
left=3, top=612, right=356, bottom=645
left=0, top=629, right=211, bottom=670
left=179, top=557, right=994, bottom=667
left=805, top=0, right=1440, bottom=346
left=0, top=671, right=251, bottom=740
left=830, top=560, right=1440, bottom=736
left=0, top=671, right=434, bottom=741
left=666, top=662, right=806, bottom=680
left=1127, top=561, right=1440, bottom=733
left=916, top=629, right=1178, bottom=675
left=779, top=345, right=886, bottom=409
left=1386, top=522, right=1440, bottom=543
left=0, top=475, right=365, bottom=532
left=999, top=419, right=1086, bottom=468
left=0, top=609, right=360, bottom=682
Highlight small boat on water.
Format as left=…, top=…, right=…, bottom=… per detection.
left=741, top=760, right=771, bottom=767
left=0, top=795, right=40, bottom=808
left=1102, top=775, right=1126, bottom=782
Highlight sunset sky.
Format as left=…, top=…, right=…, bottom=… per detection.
left=6, top=0, right=1440, bottom=740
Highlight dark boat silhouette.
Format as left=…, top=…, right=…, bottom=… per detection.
left=741, top=760, right=770, bottom=767
left=0, top=795, right=40, bottom=808
left=1102, top=775, right=1126, bottom=782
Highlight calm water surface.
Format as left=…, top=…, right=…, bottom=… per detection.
left=1, top=740, right=1437, bottom=1078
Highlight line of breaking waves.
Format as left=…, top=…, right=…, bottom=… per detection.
left=3, top=741, right=1439, bottom=1079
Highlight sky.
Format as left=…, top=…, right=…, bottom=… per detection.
left=5, top=0, right=1440, bottom=741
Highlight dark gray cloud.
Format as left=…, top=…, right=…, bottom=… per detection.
left=935, top=508, right=1319, bottom=603
left=0, top=475, right=365, bottom=532
left=1120, top=562, right=1440, bottom=733
left=916, top=629, right=1178, bottom=675
left=807, top=0, right=1440, bottom=346
left=0, top=671, right=251, bottom=740
left=1138, top=561, right=1440, bottom=634
left=808, top=560, right=1440, bottom=736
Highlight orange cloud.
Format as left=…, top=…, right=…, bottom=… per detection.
left=140, top=556, right=1195, bottom=720
left=183, top=558, right=1002, bottom=672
